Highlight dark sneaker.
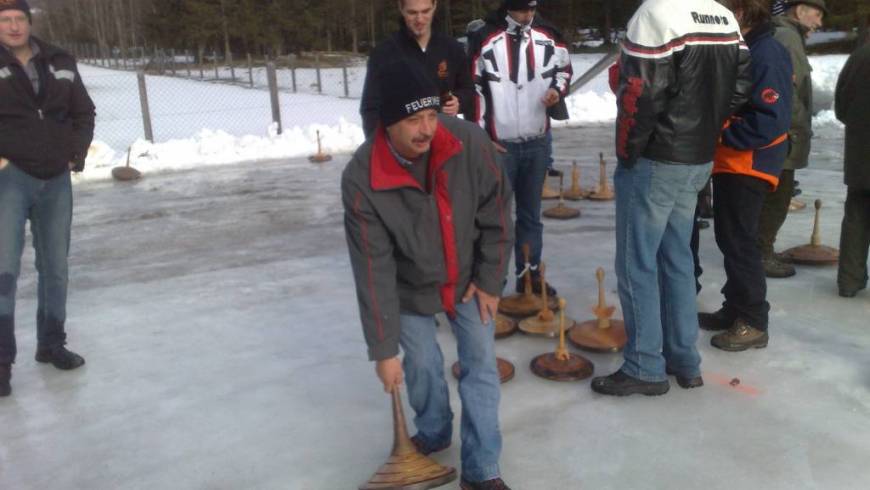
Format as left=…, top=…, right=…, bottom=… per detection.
left=590, top=370, right=669, bottom=397
left=0, top=364, right=10, bottom=397
left=763, top=256, right=796, bottom=278
left=698, top=308, right=733, bottom=331
left=35, top=346, right=85, bottom=370
left=515, top=275, right=558, bottom=296
left=547, top=168, right=563, bottom=178
left=460, top=477, right=511, bottom=490
left=410, top=434, right=450, bottom=455
left=665, top=368, right=703, bottom=389
left=838, top=284, right=866, bottom=298
left=711, top=319, right=769, bottom=352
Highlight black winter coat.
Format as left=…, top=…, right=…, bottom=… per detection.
left=0, top=37, right=96, bottom=179
left=360, top=23, right=474, bottom=137
left=835, top=42, right=870, bottom=190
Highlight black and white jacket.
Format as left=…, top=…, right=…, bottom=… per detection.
left=470, top=11, right=572, bottom=142
left=615, top=0, right=752, bottom=167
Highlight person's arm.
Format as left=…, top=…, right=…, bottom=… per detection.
left=342, top=167, right=402, bottom=362
left=451, top=41, right=475, bottom=121
left=834, top=51, right=856, bottom=124
left=68, top=60, right=96, bottom=172
left=614, top=9, right=676, bottom=166
left=470, top=129, right=514, bottom=297
left=729, top=38, right=753, bottom=117
left=722, top=44, right=793, bottom=150
left=549, top=30, right=573, bottom=101
left=360, top=52, right=382, bottom=138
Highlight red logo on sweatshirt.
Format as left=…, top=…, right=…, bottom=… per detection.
left=761, top=88, right=780, bottom=104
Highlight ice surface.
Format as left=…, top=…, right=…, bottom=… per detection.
left=1, top=122, right=868, bottom=489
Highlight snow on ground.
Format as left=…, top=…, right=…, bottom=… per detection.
left=79, top=53, right=848, bottom=182
left=1, top=122, right=867, bottom=490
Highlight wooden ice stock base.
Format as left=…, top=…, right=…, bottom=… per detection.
left=359, top=389, right=456, bottom=490
left=530, top=298, right=594, bottom=381
left=568, top=268, right=627, bottom=353
left=781, top=199, right=839, bottom=265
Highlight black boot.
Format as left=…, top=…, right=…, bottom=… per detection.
left=0, top=363, right=10, bottom=397
left=35, top=346, right=85, bottom=370
left=698, top=308, right=733, bottom=331
left=591, top=370, right=669, bottom=397
left=460, top=477, right=512, bottom=490
left=665, top=368, right=703, bottom=389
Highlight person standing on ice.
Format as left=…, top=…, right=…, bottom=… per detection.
left=834, top=37, right=870, bottom=298
left=590, top=0, right=751, bottom=397
left=343, top=59, right=514, bottom=490
left=756, top=0, right=826, bottom=278
left=359, top=0, right=474, bottom=138
left=699, top=0, right=793, bottom=352
left=469, top=0, right=573, bottom=298
left=0, top=0, right=95, bottom=398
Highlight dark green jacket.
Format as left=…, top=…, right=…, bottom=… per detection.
left=835, top=42, right=870, bottom=189
left=773, top=16, right=812, bottom=170
left=342, top=115, right=513, bottom=361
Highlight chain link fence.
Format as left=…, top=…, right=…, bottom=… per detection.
left=62, top=43, right=367, bottom=156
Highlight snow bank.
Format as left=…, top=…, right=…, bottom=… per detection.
left=79, top=118, right=364, bottom=182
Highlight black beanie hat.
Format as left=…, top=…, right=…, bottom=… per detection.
left=503, top=0, right=538, bottom=10
left=0, top=0, right=31, bottom=20
left=378, top=59, right=441, bottom=129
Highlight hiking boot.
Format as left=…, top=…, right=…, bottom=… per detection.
left=0, top=364, right=10, bottom=397
left=460, top=477, right=512, bottom=490
left=590, top=370, right=669, bottom=397
left=515, top=275, right=558, bottom=297
left=763, top=256, right=795, bottom=278
left=35, top=346, right=85, bottom=370
left=698, top=308, right=733, bottom=331
left=838, top=283, right=866, bottom=298
left=410, top=434, right=450, bottom=455
left=665, top=368, right=703, bottom=389
left=711, top=319, right=769, bottom=352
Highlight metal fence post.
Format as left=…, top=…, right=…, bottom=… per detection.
left=137, top=72, right=154, bottom=142
left=213, top=50, right=219, bottom=80
left=266, top=62, right=282, bottom=135
left=186, top=50, right=192, bottom=78
left=315, top=53, right=322, bottom=94
left=169, top=49, right=177, bottom=76
left=342, top=64, right=349, bottom=98
left=291, top=64, right=297, bottom=93
left=247, top=53, right=254, bottom=88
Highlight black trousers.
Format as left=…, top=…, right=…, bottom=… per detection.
left=757, top=168, right=795, bottom=257
left=838, top=187, right=870, bottom=291
left=713, top=173, right=771, bottom=330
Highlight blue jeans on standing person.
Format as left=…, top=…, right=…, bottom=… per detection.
left=0, top=164, right=73, bottom=365
left=399, top=299, right=501, bottom=482
left=500, top=135, right=550, bottom=276
left=614, top=158, right=712, bottom=381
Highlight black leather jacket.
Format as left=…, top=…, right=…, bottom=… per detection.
left=615, top=0, right=752, bottom=167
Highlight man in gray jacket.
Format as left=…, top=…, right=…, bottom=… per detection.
left=757, top=0, right=826, bottom=278
left=835, top=38, right=870, bottom=298
left=342, top=59, right=513, bottom=490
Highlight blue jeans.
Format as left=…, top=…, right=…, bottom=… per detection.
left=399, top=299, right=501, bottom=482
left=501, top=135, right=549, bottom=276
left=0, top=164, right=73, bottom=365
left=614, top=158, right=712, bottom=381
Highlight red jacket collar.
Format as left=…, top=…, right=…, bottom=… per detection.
left=370, top=123, right=463, bottom=191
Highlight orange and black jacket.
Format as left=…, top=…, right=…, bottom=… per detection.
left=714, top=22, right=793, bottom=189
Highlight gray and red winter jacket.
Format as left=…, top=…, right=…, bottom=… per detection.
left=615, top=0, right=752, bottom=167
left=0, top=37, right=95, bottom=179
left=342, top=115, right=513, bottom=361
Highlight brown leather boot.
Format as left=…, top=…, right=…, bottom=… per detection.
left=711, top=319, right=768, bottom=352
